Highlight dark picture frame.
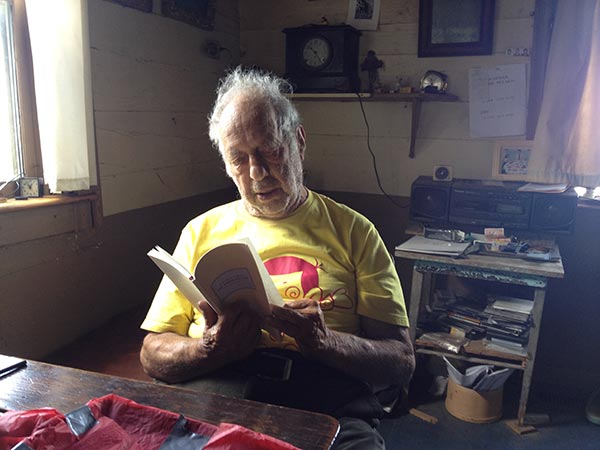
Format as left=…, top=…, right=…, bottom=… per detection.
left=418, top=0, right=495, bottom=57
left=161, top=0, right=216, bottom=31
left=104, top=0, right=153, bottom=13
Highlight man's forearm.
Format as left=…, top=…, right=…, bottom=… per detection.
left=140, top=332, right=226, bottom=384
left=300, top=330, right=415, bottom=388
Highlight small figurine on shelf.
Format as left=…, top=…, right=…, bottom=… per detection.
left=360, top=50, right=384, bottom=93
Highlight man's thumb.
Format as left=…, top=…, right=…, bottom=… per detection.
left=197, top=300, right=218, bottom=328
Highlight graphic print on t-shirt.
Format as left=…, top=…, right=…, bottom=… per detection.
left=264, top=256, right=354, bottom=311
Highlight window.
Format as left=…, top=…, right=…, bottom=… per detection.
left=0, top=0, right=97, bottom=198
left=0, top=0, right=99, bottom=243
left=0, top=0, right=22, bottom=183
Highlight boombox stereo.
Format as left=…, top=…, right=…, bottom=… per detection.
left=410, top=176, right=577, bottom=234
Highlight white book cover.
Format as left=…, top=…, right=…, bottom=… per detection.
left=148, top=238, right=283, bottom=316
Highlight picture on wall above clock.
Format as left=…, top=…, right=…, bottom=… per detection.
left=283, top=25, right=361, bottom=93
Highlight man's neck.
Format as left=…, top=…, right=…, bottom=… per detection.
left=244, top=186, right=309, bottom=219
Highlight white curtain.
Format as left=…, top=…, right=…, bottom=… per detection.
left=25, top=0, right=96, bottom=192
left=529, top=0, right=600, bottom=187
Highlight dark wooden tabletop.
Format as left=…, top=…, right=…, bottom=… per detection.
left=0, top=357, right=339, bottom=450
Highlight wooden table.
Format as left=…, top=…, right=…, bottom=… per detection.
left=0, top=357, right=339, bottom=449
left=395, top=248, right=565, bottom=433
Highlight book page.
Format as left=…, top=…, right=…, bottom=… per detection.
left=147, top=246, right=213, bottom=312
left=194, top=239, right=283, bottom=317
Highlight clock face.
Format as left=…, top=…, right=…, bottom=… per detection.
left=19, top=177, right=40, bottom=198
left=420, top=71, right=447, bottom=93
left=301, top=36, right=332, bottom=71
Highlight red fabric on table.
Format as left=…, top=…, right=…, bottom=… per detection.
left=0, top=394, right=299, bottom=450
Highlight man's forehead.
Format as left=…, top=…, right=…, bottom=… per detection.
left=220, top=96, right=278, bottom=136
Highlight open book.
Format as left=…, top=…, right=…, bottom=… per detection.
left=147, top=238, right=283, bottom=316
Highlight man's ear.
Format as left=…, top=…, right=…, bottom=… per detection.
left=224, top=164, right=233, bottom=179
left=296, top=125, right=306, bottom=160
left=219, top=148, right=233, bottom=178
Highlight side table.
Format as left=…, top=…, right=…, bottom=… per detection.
left=395, top=248, right=565, bottom=433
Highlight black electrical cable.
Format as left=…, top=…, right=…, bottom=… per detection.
left=355, top=92, right=409, bottom=209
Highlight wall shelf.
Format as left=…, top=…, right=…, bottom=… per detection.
left=289, top=92, right=459, bottom=158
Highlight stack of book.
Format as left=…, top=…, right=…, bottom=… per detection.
left=418, top=291, right=532, bottom=357
left=482, top=295, right=532, bottom=356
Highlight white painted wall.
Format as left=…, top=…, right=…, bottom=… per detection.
left=0, top=1, right=242, bottom=359
left=240, top=0, right=534, bottom=196
left=90, top=0, right=240, bottom=216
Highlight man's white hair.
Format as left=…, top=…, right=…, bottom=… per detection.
left=208, top=66, right=301, bottom=152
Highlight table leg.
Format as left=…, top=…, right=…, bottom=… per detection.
left=408, top=268, right=434, bottom=342
left=517, top=287, right=547, bottom=426
left=408, top=268, right=424, bottom=343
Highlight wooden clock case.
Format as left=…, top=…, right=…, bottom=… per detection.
left=283, top=24, right=361, bottom=93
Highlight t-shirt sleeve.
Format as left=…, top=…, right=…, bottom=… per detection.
left=353, top=220, right=410, bottom=327
left=140, top=224, right=206, bottom=338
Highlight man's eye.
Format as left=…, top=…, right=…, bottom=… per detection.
left=230, top=154, right=248, bottom=166
left=262, top=147, right=282, bottom=160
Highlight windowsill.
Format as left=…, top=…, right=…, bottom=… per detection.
left=578, top=197, right=600, bottom=211
left=0, top=193, right=98, bottom=214
left=0, top=193, right=101, bottom=247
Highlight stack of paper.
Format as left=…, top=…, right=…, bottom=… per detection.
left=395, top=236, right=471, bottom=257
left=517, top=183, right=568, bottom=193
left=444, top=357, right=514, bottom=392
left=488, top=295, right=533, bottom=314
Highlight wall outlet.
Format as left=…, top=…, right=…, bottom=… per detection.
left=205, top=40, right=221, bottom=59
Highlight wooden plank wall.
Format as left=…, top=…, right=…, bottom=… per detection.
left=0, top=0, right=240, bottom=358
left=90, top=0, right=240, bottom=216
left=239, top=0, right=534, bottom=196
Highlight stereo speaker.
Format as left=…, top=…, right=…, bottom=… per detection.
left=433, top=165, right=453, bottom=182
left=410, top=176, right=451, bottom=225
left=530, top=188, right=577, bottom=233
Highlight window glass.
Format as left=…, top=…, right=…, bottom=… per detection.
left=0, top=0, right=22, bottom=182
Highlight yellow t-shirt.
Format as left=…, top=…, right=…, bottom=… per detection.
left=141, top=190, right=409, bottom=350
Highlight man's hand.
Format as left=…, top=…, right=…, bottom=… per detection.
left=269, top=299, right=331, bottom=355
left=140, top=300, right=262, bottom=384
left=198, top=300, right=262, bottom=364
left=268, top=299, right=415, bottom=388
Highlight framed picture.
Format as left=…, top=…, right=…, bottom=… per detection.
left=492, top=140, right=533, bottom=181
left=418, top=0, right=495, bottom=57
left=104, top=0, right=153, bottom=13
left=346, top=0, right=381, bottom=31
left=161, top=0, right=216, bottom=31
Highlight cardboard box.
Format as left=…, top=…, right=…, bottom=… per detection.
left=445, top=378, right=503, bottom=423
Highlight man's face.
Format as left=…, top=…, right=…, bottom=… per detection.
left=218, top=96, right=306, bottom=219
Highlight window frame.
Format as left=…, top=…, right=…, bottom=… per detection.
left=0, top=0, right=101, bottom=239
left=12, top=0, right=42, bottom=181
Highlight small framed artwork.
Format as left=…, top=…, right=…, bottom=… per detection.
left=492, top=140, right=533, bottom=181
left=161, top=0, right=216, bottom=31
left=346, top=0, right=381, bottom=31
left=105, top=0, right=153, bottom=13
left=418, top=0, right=495, bottom=57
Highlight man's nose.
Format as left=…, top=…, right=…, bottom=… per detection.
left=249, top=154, right=268, bottom=180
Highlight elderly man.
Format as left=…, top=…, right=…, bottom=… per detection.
left=140, top=67, right=415, bottom=449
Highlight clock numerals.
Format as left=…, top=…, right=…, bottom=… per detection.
left=302, top=37, right=332, bottom=70
left=18, top=177, right=42, bottom=198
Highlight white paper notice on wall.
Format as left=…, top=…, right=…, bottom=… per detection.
left=469, top=64, right=527, bottom=138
